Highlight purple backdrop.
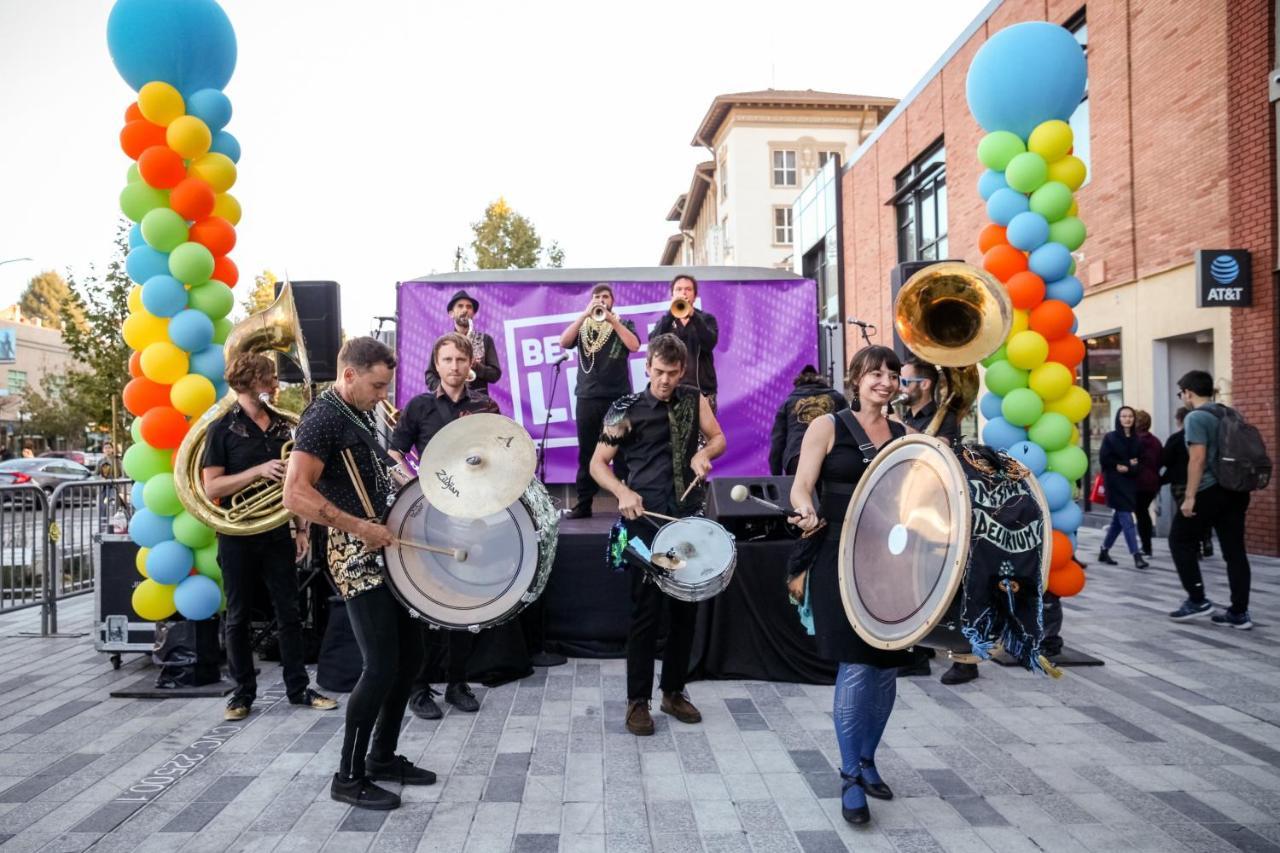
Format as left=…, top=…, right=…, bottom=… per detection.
left=396, top=277, right=818, bottom=482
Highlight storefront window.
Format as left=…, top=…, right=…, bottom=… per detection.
left=1084, top=331, right=1123, bottom=498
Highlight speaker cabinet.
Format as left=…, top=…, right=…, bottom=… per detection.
left=276, top=280, right=342, bottom=383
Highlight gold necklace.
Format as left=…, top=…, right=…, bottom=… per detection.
left=579, top=317, right=613, bottom=374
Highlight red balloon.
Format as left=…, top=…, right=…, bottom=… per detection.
left=128, top=350, right=143, bottom=379
left=170, top=177, right=216, bottom=221
left=120, top=120, right=168, bottom=161
left=137, top=146, right=188, bottom=190
left=1049, top=529, right=1073, bottom=572
left=140, top=406, right=190, bottom=450
left=123, top=377, right=172, bottom=417
left=1046, top=334, right=1086, bottom=369
left=1005, top=271, right=1046, bottom=311
left=1048, top=560, right=1086, bottom=597
left=188, top=217, right=236, bottom=257
left=1029, top=299, right=1075, bottom=340
left=125, top=102, right=143, bottom=123
left=982, top=244, right=1028, bottom=283
left=978, top=224, right=1007, bottom=254
left=212, top=255, right=239, bottom=288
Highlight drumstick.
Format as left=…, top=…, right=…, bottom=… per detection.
left=395, top=539, right=468, bottom=561
left=642, top=510, right=680, bottom=523
left=679, top=475, right=703, bottom=503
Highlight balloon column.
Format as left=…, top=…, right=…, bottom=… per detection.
left=966, top=22, right=1090, bottom=599
left=108, top=0, right=240, bottom=622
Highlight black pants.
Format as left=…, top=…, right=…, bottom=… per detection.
left=626, top=563, right=697, bottom=701
left=413, top=626, right=475, bottom=688
left=220, top=532, right=308, bottom=703
left=574, top=396, right=628, bottom=509
left=1170, top=485, right=1251, bottom=613
left=339, top=585, right=425, bottom=780
left=1040, top=592, right=1063, bottom=656
left=1135, top=491, right=1157, bottom=553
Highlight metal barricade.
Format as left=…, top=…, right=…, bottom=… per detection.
left=0, top=485, right=51, bottom=614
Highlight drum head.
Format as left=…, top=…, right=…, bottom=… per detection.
left=839, top=434, right=969, bottom=650
left=384, top=479, right=538, bottom=629
left=651, top=518, right=734, bottom=587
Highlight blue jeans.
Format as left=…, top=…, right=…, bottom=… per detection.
left=1102, top=510, right=1139, bottom=555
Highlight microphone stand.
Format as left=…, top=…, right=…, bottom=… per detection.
left=536, top=357, right=565, bottom=485
left=530, top=355, right=569, bottom=669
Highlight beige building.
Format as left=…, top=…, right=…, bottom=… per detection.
left=660, top=90, right=897, bottom=269
left=0, top=306, right=78, bottom=443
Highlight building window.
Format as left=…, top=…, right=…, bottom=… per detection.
left=893, top=141, right=948, bottom=262
left=817, top=151, right=841, bottom=169
left=773, top=207, right=793, bottom=245
left=1083, top=330, right=1122, bottom=502
left=772, top=150, right=797, bottom=186
left=1066, top=9, right=1091, bottom=183
left=7, top=370, right=26, bottom=393
left=719, top=157, right=728, bottom=201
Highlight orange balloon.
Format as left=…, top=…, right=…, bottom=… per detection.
left=188, top=217, right=236, bottom=257
left=983, top=244, right=1028, bottom=283
left=1046, top=334, right=1086, bottom=369
left=1005, top=271, right=1046, bottom=310
left=978, top=224, right=1008, bottom=254
left=140, top=406, right=190, bottom=450
left=125, top=102, right=143, bottom=123
left=1048, top=561, right=1086, bottom=597
left=170, top=177, right=216, bottom=221
left=137, top=145, right=188, bottom=189
left=128, top=350, right=144, bottom=379
left=1049, top=529, right=1073, bottom=572
left=1029, top=299, right=1075, bottom=340
left=212, top=255, right=239, bottom=288
left=120, top=119, right=168, bottom=161
left=123, top=377, right=173, bottom=418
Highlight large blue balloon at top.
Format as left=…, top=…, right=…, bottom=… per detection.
left=966, top=22, right=1088, bottom=139
left=107, top=0, right=237, bottom=95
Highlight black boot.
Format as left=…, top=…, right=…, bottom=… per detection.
left=1098, top=548, right=1118, bottom=565
left=1133, top=553, right=1149, bottom=570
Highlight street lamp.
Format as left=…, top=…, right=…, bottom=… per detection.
left=0, top=258, right=32, bottom=268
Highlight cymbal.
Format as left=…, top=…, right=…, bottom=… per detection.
left=418, top=413, right=537, bottom=518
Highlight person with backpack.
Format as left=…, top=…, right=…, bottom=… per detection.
left=1167, top=370, right=1270, bottom=629
left=1097, top=406, right=1150, bottom=570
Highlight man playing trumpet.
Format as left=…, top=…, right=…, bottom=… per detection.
left=653, top=274, right=720, bottom=411
left=426, top=289, right=502, bottom=398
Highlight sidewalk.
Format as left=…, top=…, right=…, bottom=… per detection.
left=0, top=526, right=1277, bottom=852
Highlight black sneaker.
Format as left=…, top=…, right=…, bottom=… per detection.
left=409, top=687, right=443, bottom=720
left=1169, top=599, right=1213, bottom=621
left=330, top=774, right=400, bottom=810
left=1211, top=610, right=1253, bottom=630
left=940, top=663, right=979, bottom=685
left=224, top=697, right=251, bottom=721
left=365, top=754, right=438, bottom=786
left=1134, top=554, right=1149, bottom=570
left=562, top=504, right=592, bottom=520
left=445, top=682, right=480, bottom=713
left=289, top=688, right=338, bottom=711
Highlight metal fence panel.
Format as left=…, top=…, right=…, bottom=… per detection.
left=0, top=485, right=50, bottom=613
left=49, top=479, right=132, bottom=601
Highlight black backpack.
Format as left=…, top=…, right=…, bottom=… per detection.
left=1205, top=405, right=1272, bottom=492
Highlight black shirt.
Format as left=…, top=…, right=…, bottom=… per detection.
left=203, top=403, right=294, bottom=539
left=600, top=384, right=702, bottom=515
left=652, top=310, right=718, bottom=395
left=568, top=318, right=636, bottom=400
left=903, top=400, right=961, bottom=447
left=293, top=391, right=392, bottom=520
left=390, top=388, right=500, bottom=457
left=425, top=331, right=502, bottom=398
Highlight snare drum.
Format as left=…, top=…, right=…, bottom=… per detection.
left=648, top=517, right=737, bottom=602
left=382, top=478, right=559, bottom=630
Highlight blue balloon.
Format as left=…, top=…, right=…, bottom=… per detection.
left=106, top=0, right=237, bottom=95
left=131, top=481, right=147, bottom=510
left=209, top=130, right=241, bottom=163
left=979, top=392, right=1004, bottom=421
left=986, top=188, right=1030, bottom=227
left=186, top=88, right=232, bottom=133
left=189, top=345, right=226, bottom=383
left=169, top=309, right=215, bottom=353
left=965, top=21, right=1088, bottom=139
left=1029, top=242, right=1073, bottom=281
left=978, top=169, right=1008, bottom=201
left=982, top=417, right=1027, bottom=449
left=146, top=540, right=194, bottom=586
left=141, top=275, right=188, bottom=318
left=1045, top=274, right=1084, bottom=308
left=1066, top=532, right=1077, bottom=552
left=128, top=222, right=145, bottom=248
left=175, top=574, right=222, bottom=620
left=215, top=381, right=230, bottom=399
left=1070, top=316, right=1079, bottom=334
left=1051, top=501, right=1084, bottom=533
left=125, top=246, right=170, bottom=285
left=1006, top=211, right=1050, bottom=252
left=129, top=508, right=173, bottom=549
left=1038, top=472, right=1073, bottom=511
left=1008, top=440, right=1048, bottom=476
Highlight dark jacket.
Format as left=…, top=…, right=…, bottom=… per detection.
left=769, top=382, right=847, bottom=475
left=1099, top=413, right=1141, bottom=512
left=1161, top=429, right=1190, bottom=500
left=425, top=331, right=502, bottom=398
left=1135, top=431, right=1163, bottom=495
left=652, top=309, right=718, bottom=395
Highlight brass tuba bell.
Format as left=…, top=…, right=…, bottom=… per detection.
left=172, top=281, right=312, bottom=536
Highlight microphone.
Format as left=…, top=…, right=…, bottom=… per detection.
left=374, top=315, right=397, bottom=323
left=847, top=318, right=876, bottom=332
left=550, top=351, right=572, bottom=365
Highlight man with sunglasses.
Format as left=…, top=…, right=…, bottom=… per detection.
left=899, top=356, right=961, bottom=447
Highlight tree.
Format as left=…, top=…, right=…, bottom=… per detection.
left=21, top=376, right=91, bottom=446
left=546, top=240, right=565, bottom=269
left=19, top=270, right=80, bottom=328
left=240, top=269, right=278, bottom=318
left=469, top=198, right=565, bottom=269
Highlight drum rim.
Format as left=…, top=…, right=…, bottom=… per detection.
left=650, top=516, right=737, bottom=601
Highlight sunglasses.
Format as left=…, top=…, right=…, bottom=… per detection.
left=900, top=377, right=927, bottom=386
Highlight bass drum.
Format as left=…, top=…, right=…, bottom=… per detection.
left=838, top=434, right=1051, bottom=657
left=382, top=478, right=559, bottom=631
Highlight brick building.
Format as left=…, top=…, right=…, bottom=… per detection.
left=838, top=0, right=1279, bottom=554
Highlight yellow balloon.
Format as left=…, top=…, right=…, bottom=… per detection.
left=1045, top=385, right=1092, bottom=423
left=1027, top=120, right=1073, bottom=163
left=188, top=153, right=237, bottom=193
left=128, top=285, right=144, bottom=314
left=1067, top=199, right=1079, bottom=218
left=1070, top=425, right=1081, bottom=445
left=122, top=310, right=170, bottom=351
left=132, top=578, right=177, bottom=621
left=1047, top=155, right=1087, bottom=192
left=212, top=192, right=241, bottom=226
left=1006, top=330, right=1049, bottom=370
left=1010, top=309, right=1030, bottom=337
left=167, top=115, right=212, bottom=159
left=136, top=547, right=150, bottom=578
left=171, top=374, right=218, bottom=417
left=138, top=81, right=185, bottom=127
left=140, top=341, right=190, bottom=385
left=1028, top=361, right=1073, bottom=402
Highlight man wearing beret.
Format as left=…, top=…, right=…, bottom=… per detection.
left=426, top=290, right=503, bottom=399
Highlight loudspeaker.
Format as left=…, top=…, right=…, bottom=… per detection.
left=276, top=281, right=342, bottom=383
left=707, top=476, right=798, bottom=520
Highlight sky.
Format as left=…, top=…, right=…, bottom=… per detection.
left=0, top=0, right=991, bottom=336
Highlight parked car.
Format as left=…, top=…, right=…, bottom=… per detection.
left=39, top=450, right=89, bottom=466
left=0, top=458, right=94, bottom=494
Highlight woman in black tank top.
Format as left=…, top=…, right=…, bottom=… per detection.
left=788, top=345, right=908, bottom=826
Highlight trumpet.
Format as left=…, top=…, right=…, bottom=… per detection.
left=466, top=368, right=477, bottom=383
left=670, top=297, right=693, bottom=320
left=591, top=305, right=609, bottom=322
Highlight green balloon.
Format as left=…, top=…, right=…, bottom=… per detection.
left=1068, top=257, right=1077, bottom=276
left=1028, top=412, right=1073, bottom=452
left=980, top=344, right=1008, bottom=368
left=977, top=131, right=1026, bottom=171
left=1005, top=152, right=1048, bottom=194
left=127, top=163, right=141, bottom=184
left=1048, top=216, right=1087, bottom=251
left=122, top=442, right=172, bottom=482
left=195, top=543, right=220, bottom=576
left=1046, top=444, right=1088, bottom=482
left=140, top=208, right=189, bottom=253
left=173, top=511, right=216, bottom=550
left=169, top=242, right=215, bottom=285
left=130, top=417, right=144, bottom=443
left=196, top=562, right=223, bottom=586
left=1001, top=387, right=1044, bottom=427
left=119, top=182, right=169, bottom=223
left=1028, top=181, right=1073, bottom=223
left=212, top=316, right=233, bottom=344
left=984, top=359, right=1029, bottom=396
left=142, top=473, right=183, bottom=516
left=188, top=280, right=235, bottom=320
